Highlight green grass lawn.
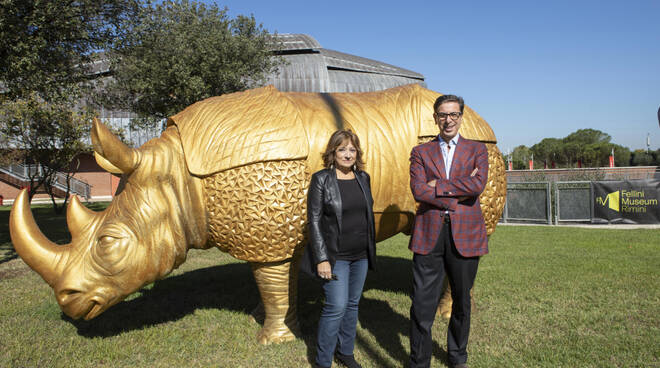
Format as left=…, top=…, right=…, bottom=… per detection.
left=1, top=205, right=659, bottom=367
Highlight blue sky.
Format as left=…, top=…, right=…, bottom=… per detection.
left=209, top=0, right=660, bottom=152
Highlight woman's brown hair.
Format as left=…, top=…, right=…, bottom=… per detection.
left=321, top=130, right=365, bottom=170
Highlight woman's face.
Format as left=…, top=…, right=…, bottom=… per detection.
left=334, top=139, right=357, bottom=171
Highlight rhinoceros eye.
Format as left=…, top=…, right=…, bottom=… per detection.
left=99, top=236, right=116, bottom=247
left=94, top=234, right=129, bottom=272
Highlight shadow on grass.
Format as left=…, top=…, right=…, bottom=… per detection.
left=357, top=254, right=413, bottom=367
left=63, top=254, right=425, bottom=367
left=0, top=246, right=18, bottom=264
left=298, top=255, right=443, bottom=367
left=359, top=255, right=448, bottom=367
left=67, top=262, right=327, bottom=339
left=297, top=273, right=325, bottom=366
left=356, top=298, right=447, bottom=367
left=67, top=262, right=261, bottom=337
left=0, top=206, right=17, bottom=264
left=296, top=255, right=422, bottom=367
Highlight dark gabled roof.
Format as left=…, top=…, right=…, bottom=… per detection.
left=268, top=33, right=425, bottom=93
left=272, top=33, right=423, bottom=80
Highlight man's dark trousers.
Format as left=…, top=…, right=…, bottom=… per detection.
left=409, top=217, right=479, bottom=368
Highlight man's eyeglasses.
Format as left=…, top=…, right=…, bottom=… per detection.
left=435, top=112, right=462, bottom=120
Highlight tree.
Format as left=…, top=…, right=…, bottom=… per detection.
left=578, top=142, right=628, bottom=167
left=0, top=94, right=91, bottom=213
left=531, top=138, right=561, bottom=168
left=558, top=142, right=582, bottom=167
left=559, top=129, right=612, bottom=167
left=511, top=145, right=532, bottom=170
left=631, top=149, right=654, bottom=166
left=612, top=144, right=631, bottom=167
left=0, top=0, right=137, bottom=210
left=513, top=128, right=637, bottom=169
left=101, top=0, right=283, bottom=127
left=0, top=134, right=20, bottom=167
left=563, top=129, right=611, bottom=146
left=0, top=0, right=138, bottom=101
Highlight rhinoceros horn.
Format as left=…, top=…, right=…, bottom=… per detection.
left=9, top=190, right=70, bottom=287
left=66, top=195, right=96, bottom=241
left=91, top=118, right=140, bottom=174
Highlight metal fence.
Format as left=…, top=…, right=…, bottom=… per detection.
left=500, top=180, right=650, bottom=225
left=501, top=182, right=552, bottom=224
left=554, top=181, right=592, bottom=224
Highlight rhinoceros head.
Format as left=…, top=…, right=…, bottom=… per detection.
left=10, top=119, right=207, bottom=320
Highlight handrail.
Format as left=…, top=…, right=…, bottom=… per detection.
left=0, top=164, right=91, bottom=199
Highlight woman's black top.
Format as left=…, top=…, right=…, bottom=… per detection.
left=336, top=178, right=368, bottom=260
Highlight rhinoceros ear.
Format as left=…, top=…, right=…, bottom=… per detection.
left=91, top=118, right=140, bottom=174
left=93, top=152, right=124, bottom=175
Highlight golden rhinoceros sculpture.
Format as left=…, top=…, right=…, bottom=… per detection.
left=10, top=84, right=506, bottom=344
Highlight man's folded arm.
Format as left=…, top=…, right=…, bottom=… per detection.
left=435, top=143, right=489, bottom=198
left=410, top=148, right=459, bottom=211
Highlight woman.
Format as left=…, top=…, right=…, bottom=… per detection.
left=303, top=130, right=376, bottom=368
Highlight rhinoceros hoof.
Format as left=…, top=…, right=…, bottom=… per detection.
left=256, top=325, right=297, bottom=345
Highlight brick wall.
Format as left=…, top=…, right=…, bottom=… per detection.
left=507, top=166, right=660, bottom=183
left=70, top=153, right=118, bottom=199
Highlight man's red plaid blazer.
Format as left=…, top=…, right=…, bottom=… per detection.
left=408, top=136, right=489, bottom=257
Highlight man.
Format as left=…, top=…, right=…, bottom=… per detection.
left=408, top=94, right=489, bottom=368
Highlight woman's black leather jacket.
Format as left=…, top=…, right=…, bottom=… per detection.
left=300, top=167, right=376, bottom=277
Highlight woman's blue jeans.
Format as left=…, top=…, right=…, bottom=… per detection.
left=315, top=258, right=368, bottom=367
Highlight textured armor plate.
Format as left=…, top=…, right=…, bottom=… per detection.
left=204, top=160, right=309, bottom=262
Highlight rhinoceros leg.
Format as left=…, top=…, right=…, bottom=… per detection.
left=250, top=255, right=301, bottom=345
left=203, top=160, right=309, bottom=343
left=437, top=277, right=453, bottom=319
left=437, top=277, right=476, bottom=320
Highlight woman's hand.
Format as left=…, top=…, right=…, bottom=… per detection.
left=317, top=261, right=332, bottom=280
